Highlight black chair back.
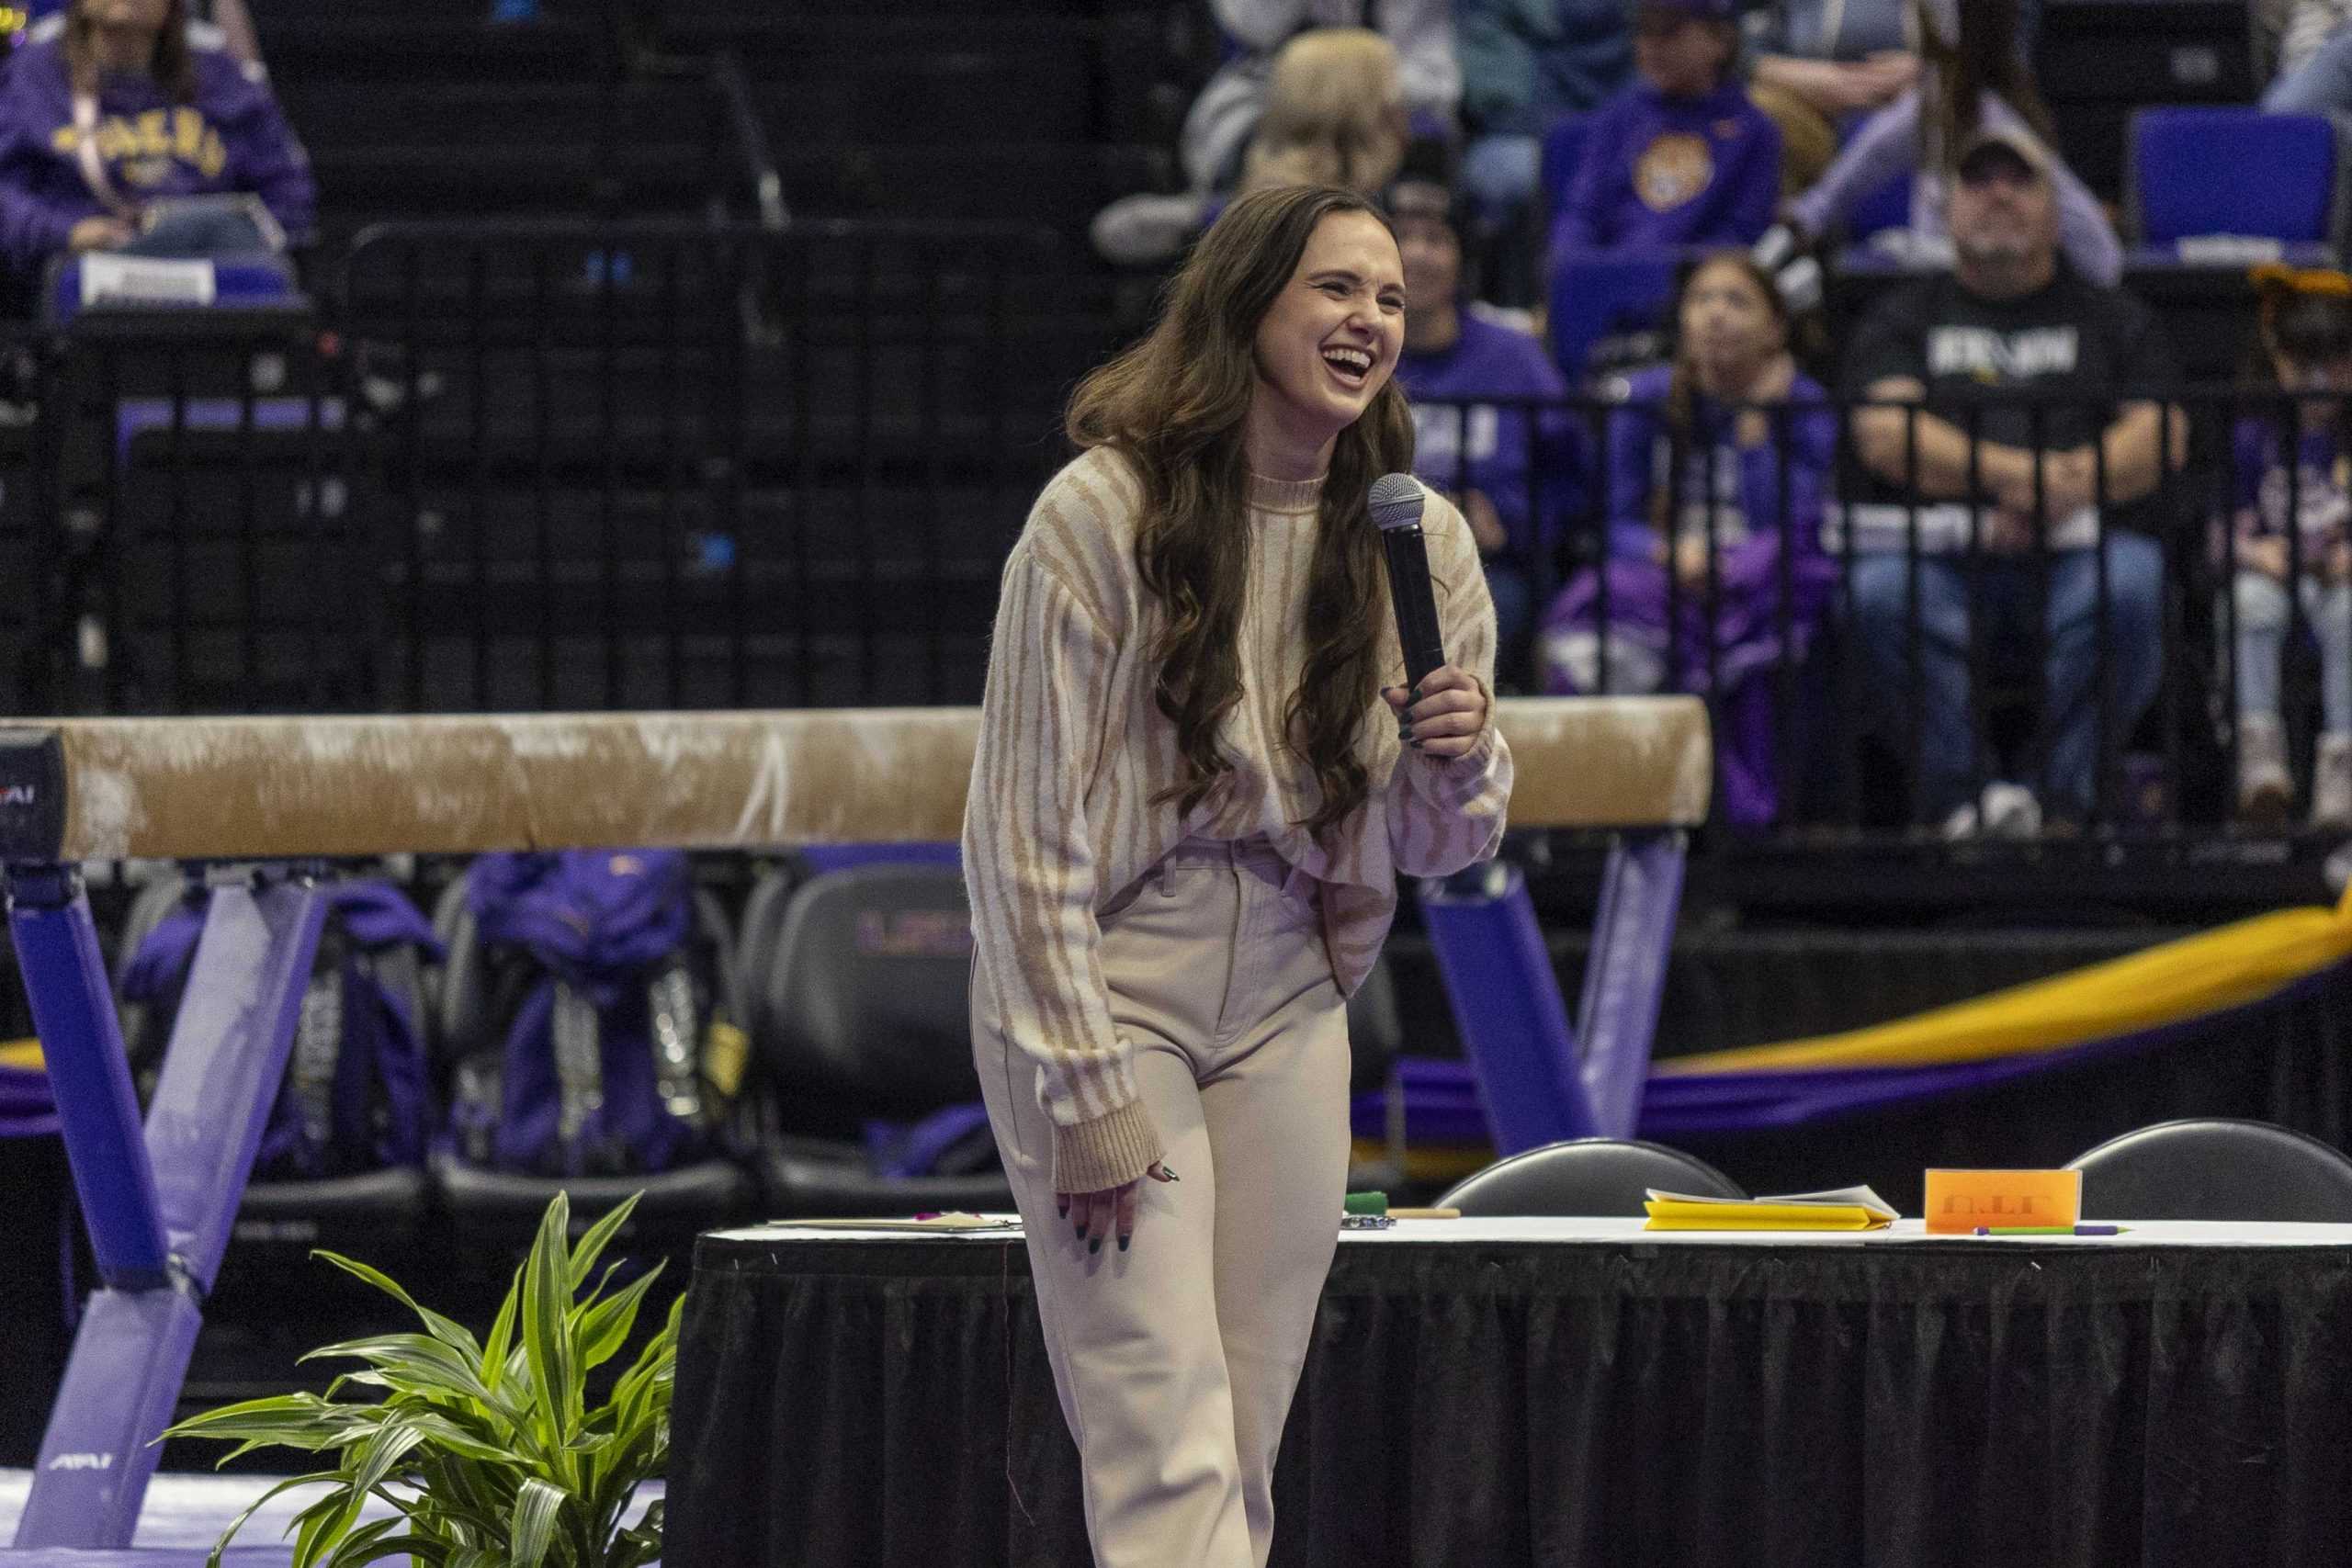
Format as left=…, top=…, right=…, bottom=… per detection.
left=751, top=863, right=980, bottom=1117
left=2066, top=1118, right=2352, bottom=1222
left=1438, top=1137, right=1744, bottom=1217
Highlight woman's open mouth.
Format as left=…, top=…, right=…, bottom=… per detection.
left=1320, top=344, right=1374, bottom=389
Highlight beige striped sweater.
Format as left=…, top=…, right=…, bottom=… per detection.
left=962, top=446, right=1515, bottom=1194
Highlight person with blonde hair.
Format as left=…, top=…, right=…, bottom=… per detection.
left=1093, top=0, right=1458, bottom=265
left=1234, top=28, right=1409, bottom=197
left=967, top=182, right=1510, bottom=1566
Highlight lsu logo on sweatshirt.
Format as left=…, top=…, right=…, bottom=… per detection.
left=49, top=106, right=231, bottom=188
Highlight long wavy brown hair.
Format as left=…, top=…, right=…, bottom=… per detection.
left=1067, top=184, right=1414, bottom=843
left=1917, top=0, right=2052, bottom=176
left=66, top=0, right=196, bottom=103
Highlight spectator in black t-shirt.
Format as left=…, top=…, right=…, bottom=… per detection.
left=1840, top=126, right=2186, bottom=838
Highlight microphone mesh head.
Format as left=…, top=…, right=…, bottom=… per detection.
left=1368, top=472, right=1426, bottom=533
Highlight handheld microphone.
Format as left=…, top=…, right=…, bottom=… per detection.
left=1370, top=472, right=1446, bottom=690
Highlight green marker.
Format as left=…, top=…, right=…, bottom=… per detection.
left=1973, top=1224, right=2128, bottom=1235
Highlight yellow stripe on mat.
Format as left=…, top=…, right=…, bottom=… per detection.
left=1658, top=883, right=2352, bottom=1077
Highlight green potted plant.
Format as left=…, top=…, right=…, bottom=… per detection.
left=161, top=1190, right=678, bottom=1568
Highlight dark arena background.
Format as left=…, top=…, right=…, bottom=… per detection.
left=7, top=2, right=2352, bottom=1565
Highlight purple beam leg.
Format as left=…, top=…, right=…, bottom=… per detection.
left=1575, top=831, right=1686, bottom=1138
left=6, top=864, right=171, bottom=1291
left=1418, top=863, right=1600, bottom=1156
left=11, top=870, right=328, bottom=1551
left=145, top=876, right=329, bottom=1292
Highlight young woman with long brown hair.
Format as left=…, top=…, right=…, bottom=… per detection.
left=963, top=182, right=1513, bottom=1567
left=0, top=0, right=312, bottom=279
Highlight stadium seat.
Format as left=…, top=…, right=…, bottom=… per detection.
left=2128, top=107, right=2343, bottom=254
left=2065, top=1117, right=2352, bottom=1222
left=1546, top=250, right=1681, bottom=383
left=745, top=861, right=1012, bottom=1217
left=428, top=874, right=754, bottom=1243
left=1537, top=113, right=1592, bottom=234
left=1437, top=1136, right=1744, bottom=1216
left=110, top=871, right=434, bottom=1266
left=1847, top=168, right=1911, bottom=243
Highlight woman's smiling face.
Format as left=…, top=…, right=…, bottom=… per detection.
left=1250, top=209, right=1406, bottom=452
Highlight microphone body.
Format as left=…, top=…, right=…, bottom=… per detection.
left=1369, top=473, right=1447, bottom=691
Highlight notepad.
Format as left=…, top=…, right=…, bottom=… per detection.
left=1643, top=1186, right=1898, bottom=1231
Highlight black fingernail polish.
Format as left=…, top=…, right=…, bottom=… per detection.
left=1089, top=1237, right=1102, bottom=1255
left=1409, top=685, right=1423, bottom=702
left=1399, top=723, right=1414, bottom=741
left=1073, top=1222, right=1084, bottom=1238
left=1117, top=1235, right=1130, bottom=1252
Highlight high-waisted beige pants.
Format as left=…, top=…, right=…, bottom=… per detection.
left=972, top=834, right=1352, bottom=1568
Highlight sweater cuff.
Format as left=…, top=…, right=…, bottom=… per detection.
left=1051, top=1099, right=1165, bottom=1195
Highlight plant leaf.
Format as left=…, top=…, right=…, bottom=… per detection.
left=161, top=1393, right=379, bottom=1452
left=299, top=1333, right=518, bottom=1426
left=316, top=1516, right=410, bottom=1568
left=318, top=1413, right=430, bottom=1557
left=521, top=1197, right=581, bottom=1450
left=390, top=1410, right=527, bottom=1466
left=479, top=1266, right=522, bottom=1397
left=509, top=1477, right=571, bottom=1568
left=565, top=1191, right=642, bottom=1292
left=311, top=1250, right=484, bottom=1364
left=196, top=1471, right=340, bottom=1568
left=327, top=1531, right=451, bottom=1568
left=574, top=1260, right=664, bottom=1372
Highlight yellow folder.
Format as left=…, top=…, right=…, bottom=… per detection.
left=1642, top=1187, right=1898, bottom=1231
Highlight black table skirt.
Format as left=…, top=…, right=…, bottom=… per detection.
left=666, top=1234, right=2352, bottom=1568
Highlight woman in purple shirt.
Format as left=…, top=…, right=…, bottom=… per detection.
left=0, top=0, right=311, bottom=281
left=1541, top=251, right=1835, bottom=827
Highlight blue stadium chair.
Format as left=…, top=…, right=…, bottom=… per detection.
left=1537, top=113, right=1593, bottom=233
left=2128, top=107, right=2343, bottom=254
left=1546, top=250, right=1680, bottom=383
left=1847, top=168, right=1912, bottom=242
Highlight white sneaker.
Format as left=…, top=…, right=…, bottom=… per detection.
left=2238, top=713, right=2294, bottom=826
left=1940, top=800, right=1983, bottom=840
left=1980, top=781, right=2042, bottom=840
left=2313, top=733, right=2352, bottom=829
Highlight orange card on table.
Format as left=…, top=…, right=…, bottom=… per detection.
left=1922, top=1168, right=2082, bottom=1235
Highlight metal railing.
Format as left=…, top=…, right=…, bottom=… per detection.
left=2, top=231, right=2345, bottom=850
left=1411, top=382, right=2329, bottom=844
left=0, top=220, right=1102, bottom=718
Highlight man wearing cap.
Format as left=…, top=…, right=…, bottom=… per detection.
left=1390, top=161, right=1570, bottom=675
left=1839, top=128, right=2186, bottom=838
left=1553, top=0, right=1781, bottom=257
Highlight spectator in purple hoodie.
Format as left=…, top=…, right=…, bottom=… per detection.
left=1390, top=162, right=1571, bottom=675
left=0, top=0, right=311, bottom=283
left=1539, top=251, right=1835, bottom=826
left=1551, top=0, right=1780, bottom=259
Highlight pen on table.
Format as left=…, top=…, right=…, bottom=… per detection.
left=1973, top=1224, right=2128, bottom=1235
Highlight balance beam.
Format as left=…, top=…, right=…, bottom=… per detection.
left=0, top=697, right=1710, bottom=863
left=0, top=694, right=1707, bottom=1554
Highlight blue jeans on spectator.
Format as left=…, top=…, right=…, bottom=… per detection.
left=2230, top=570, right=2352, bottom=733
left=2266, top=25, right=2352, bottom=113
left=1846, top=533, right=2165, bottom=822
